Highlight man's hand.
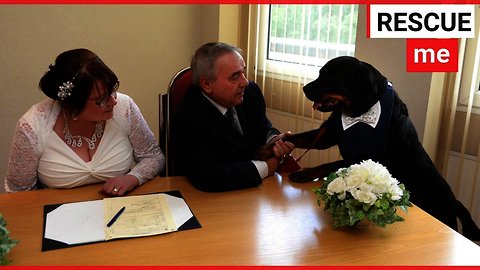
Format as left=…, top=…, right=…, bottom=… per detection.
left=273, top=139, right=295, bottom=159
left=266, top=157, right=280, bottom=176
left=255, top=132, right=295, bottom=161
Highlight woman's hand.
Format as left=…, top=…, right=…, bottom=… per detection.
left=101, top=175, right=139, bottom=196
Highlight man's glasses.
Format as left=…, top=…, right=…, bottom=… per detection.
left=91, top=81, right=119, bottom=108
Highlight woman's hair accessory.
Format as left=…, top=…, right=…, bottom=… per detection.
left=57, top=80, right=75, bottom=100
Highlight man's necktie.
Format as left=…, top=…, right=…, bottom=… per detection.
left=226, top=107, right=243, bottom=135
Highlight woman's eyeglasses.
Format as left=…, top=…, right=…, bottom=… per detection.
left=90, top=81, right=119, bottom=108
left=95, top=91, right=118, bottom=108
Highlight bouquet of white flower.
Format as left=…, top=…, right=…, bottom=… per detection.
left=313, top=159, right=412, bottom=228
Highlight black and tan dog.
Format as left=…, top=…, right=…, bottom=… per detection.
left=285, top=56, right=480, bottom=241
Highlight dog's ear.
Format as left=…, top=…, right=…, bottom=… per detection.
left=339, top=60, right=387, bottom=116
left=359, top=61, right=387, bottom=101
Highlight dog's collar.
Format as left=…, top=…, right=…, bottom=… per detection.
left=341, top=101, right=381, bottom=130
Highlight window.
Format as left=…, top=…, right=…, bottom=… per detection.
left=458, top=6, right=480, bottom=113
left=255, top=4, right=358, bottom=82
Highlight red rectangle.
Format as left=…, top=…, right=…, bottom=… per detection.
left=406, top=38, right=459, bottom=72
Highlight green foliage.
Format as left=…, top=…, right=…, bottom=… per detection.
left=0, top=214, right=18, bottom=265
left=313, top=172, right=412, bottom=228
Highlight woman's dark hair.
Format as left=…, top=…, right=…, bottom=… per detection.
left=39, top=48, right=118, bottom=115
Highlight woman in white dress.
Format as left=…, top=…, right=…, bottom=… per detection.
left=5, top=48, right=164, bottom=196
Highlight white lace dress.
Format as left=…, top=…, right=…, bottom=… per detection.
left=5, top=93, right=165, bottom=192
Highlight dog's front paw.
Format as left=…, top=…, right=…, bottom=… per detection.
left=288, top=168, right=319, bottom=183
left=288, top=164, right=335, bottom=183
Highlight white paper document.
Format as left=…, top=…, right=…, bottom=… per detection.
left=44, top=193, right=194, bottom=245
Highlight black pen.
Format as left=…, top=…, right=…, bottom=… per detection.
left=107, top=206, right=126, bottom=227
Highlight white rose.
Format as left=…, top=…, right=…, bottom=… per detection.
left=345, top=174, right=364, bottom=190
left=358, top=182, right=373, bottom=193
left=389, top=184, right=404, bottom=201
left=353, top=190, right=378, bottom=205
left=327, top=178, right=347, bottom=196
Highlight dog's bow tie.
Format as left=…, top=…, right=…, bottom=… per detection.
left=342, top=101, right=381, bottom=130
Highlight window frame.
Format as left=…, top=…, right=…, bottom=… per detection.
left=255, top=4, right=359, bottom=84
left=457, top=6, right=480, bottom=114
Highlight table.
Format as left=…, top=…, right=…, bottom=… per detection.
left=1, top=174, right=480, bottom=265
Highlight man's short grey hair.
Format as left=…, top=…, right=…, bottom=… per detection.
left=191, top=42, right=244, bottom=86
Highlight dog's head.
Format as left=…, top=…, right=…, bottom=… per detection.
left=303, top=56, right=388, bottom=117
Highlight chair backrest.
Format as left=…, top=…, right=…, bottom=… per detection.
left=169, top=67, right=192, bottom=114
left=159, top=67, right=192, bottom=176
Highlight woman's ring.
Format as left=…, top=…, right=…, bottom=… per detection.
left=113, top=188, right=118, bottom=192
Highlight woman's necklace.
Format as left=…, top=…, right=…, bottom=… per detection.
left=62, top=110, right=104, bottom=150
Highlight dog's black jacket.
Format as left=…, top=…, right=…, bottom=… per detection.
left=288, top=56, right=480, bottom=241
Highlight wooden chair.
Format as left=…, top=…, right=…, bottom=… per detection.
left=159, top=67, right=192, bottom=176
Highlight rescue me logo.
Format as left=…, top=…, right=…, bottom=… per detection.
left=368, top=4, right=475, bottom=72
